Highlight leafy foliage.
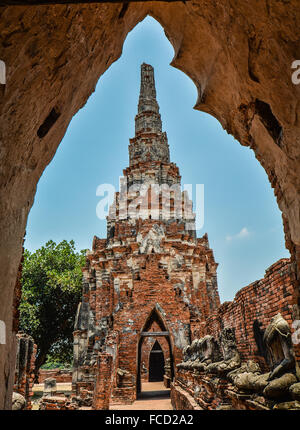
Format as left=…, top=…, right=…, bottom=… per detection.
left=19, top=240, right=86, bottom=375
left=41, top=358, right=72, bottom=370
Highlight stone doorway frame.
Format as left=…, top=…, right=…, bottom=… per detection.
left=136, top=306, right=175, bottom=396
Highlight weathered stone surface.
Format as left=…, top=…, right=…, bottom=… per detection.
left=92, top=353, right=113, bottom=410
left=206, top=328, right=241, bottom=375
left=234, top=372, right=270, bottom=393
left=263, top=373, right=297, bottom=399
left=200, top=259, right=297, bottom=365
left=178, top=335, right=221, bottom=372
left=43, top=377, right=57, bottom=397
left=289, top=382, right=300, bottom=401
left=273, top=400, right=300, bottom=410
left=1, top=1, right=300, bottom=408
left=39, top=368, right=72, bottom=384
left=173, top=307, right=299, bottom=408
left=227, top=360, right=261, bottom=383
left=263, top=313, right=296, bottom=380
left=72, top=64, right=220, bottom=406
left=13, top=333, right=36, bottom=410
left=39, top=396, right=76, bottom=411
left=231, top=313, right=299, bottom=396
left=11, top=392, right=25, bottom=411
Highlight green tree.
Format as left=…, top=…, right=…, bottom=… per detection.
left=19, top=240, right=86, bottom=380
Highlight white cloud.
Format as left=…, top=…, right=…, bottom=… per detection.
left=237, top=227, right=250, bottom=238
left=226, top=227, right=250, bottom=241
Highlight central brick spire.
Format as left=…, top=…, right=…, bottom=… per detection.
left=129, top=63, right=170, bottom=166
left=107, top=63, right=196, bottom=234
left=137, top=63, right=160, bottom=121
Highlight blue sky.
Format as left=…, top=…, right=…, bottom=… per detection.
left=24, top=17, right=289, bottom=302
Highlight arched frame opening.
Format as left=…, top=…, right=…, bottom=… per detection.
left=136, top=306, right=175, bottom=396
left=0, top=3, right=300, bottom=409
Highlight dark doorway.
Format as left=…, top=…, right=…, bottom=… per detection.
left=136, top=306, right=175, bottom=396
left=149, top=341, right=165, bottom=382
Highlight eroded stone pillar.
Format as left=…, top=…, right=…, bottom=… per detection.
left=92, top=353, right=113, bottom=410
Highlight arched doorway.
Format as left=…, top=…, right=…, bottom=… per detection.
left=148, top=340, right=165, bottom=382
left=137, top=306, right=174, bottom=396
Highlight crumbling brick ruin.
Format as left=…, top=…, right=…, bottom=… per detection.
left=1, top=3, right=300, bottom=411
left=38, top=368, right=72, bottom=384
left=12, top=333, right=36, bottom=410
left=173, top=259, right=300, bottom=410
left=70, top=65, right=300, bottom=410
left=72, top=63, right=220, bottom=408
left=5, top=62, right=300, bottom=412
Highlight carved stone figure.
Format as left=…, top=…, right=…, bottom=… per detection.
left=177, top=339, right=200, bottom=370
left=227, top=360, right=261, bottom=383
left=231, top=362, right=270, bottom=393
left=289, top=382, right=300, bottom=401
left=177, top=335, right=221, bottom=371
left=193, top=335, right=221, bottom=372
left=12, top=392, right=25, bottom=410
left=116, top=368, right=133, bottom=388
left=206, top=328, right=241, bottom=375
left=232, top=314, right=299, bottom=399
left=264, top=313, right=296, bottom=380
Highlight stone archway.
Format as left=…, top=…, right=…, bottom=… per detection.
left=1, top=2, right=300, bottom=409
left=141, top=333, right=170, bottom=384
left=136, top=306, right=174, bottom=396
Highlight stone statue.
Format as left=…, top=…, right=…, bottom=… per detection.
left=178, top=339, right=200, bottom=370
left=232, top=314, right=299, bottom=400
left=264, top=313, right=296, bottom=380
left=206, top=328, right=241, bottom=375
left=177, top=344, right=192, bottom=370
left=177, top=335, right=221, bottom=371
left=116, top=368, right=133, bottom=388
left=193, top=335, right=221, bottom=372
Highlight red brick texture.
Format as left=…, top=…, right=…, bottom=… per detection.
left=39, top=396, right=76, bottom=410
left=93, top=353, right=113, bottom=410
left=73, top=218, right=220, bottom=406
left=70, top=64, right=300, bottom=411
left=39, top=369, right=72, bottom=384
left=197, top=258, right=299, bottom=364
left=171, top=258, right=300, bottom=410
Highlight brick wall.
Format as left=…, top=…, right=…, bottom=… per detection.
left=93, top=353, right=113, bottom=410
left=171, top=258, right=300, bottom=410
left=39, top=369, right=72, bottom=384
left=73, top=214, right=220, bottom=405
left=39, top=397, right=76, bottom=410
left=196, top=258, right=299, bottom=364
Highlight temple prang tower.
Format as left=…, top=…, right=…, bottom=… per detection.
left=72, top=63, right=220, bottom=405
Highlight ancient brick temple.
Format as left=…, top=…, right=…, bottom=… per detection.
left=72, top=63, right=220, bottom=406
